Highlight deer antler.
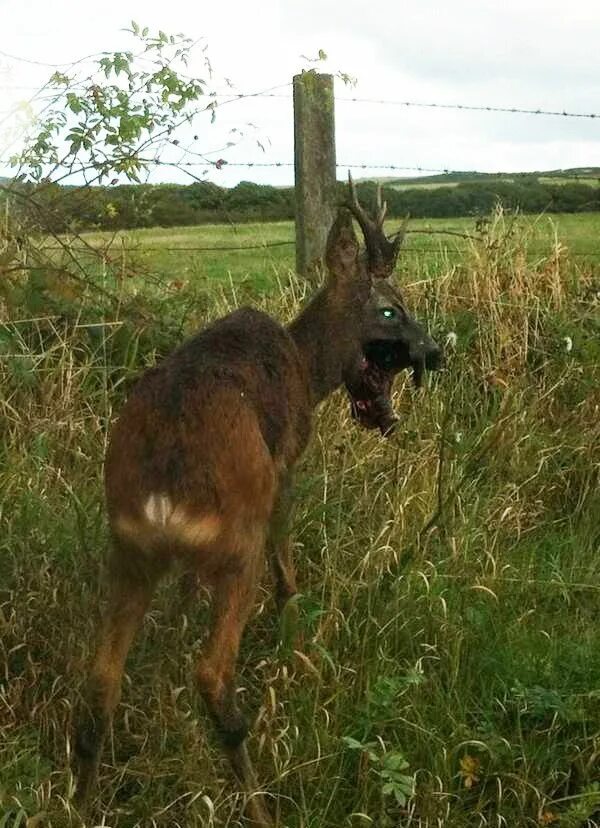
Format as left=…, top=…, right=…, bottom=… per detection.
left=346, top=172, right=407, bottom=279
left=374, top=181, right=387, bottom=226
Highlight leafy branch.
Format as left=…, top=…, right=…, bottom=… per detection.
left=8, top=23, right=212, bottom=185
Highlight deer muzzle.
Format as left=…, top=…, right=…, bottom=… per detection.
left=409, top=338, right=443, bottom=388
left=345, top=333, right=442, bottom=435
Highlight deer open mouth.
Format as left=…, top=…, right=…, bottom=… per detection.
left=345, top=340, right=431, bottom=436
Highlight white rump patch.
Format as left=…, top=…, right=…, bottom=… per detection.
left=144, top=493, right=173, bottom=526
left=115, top=492, right=221, bottom=548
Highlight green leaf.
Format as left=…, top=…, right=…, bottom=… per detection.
left=65, top=93, right=83, bottom=114
left=342, top=736, right=367, bottom=751
left=342, top=736, right=379, bottom=760
left=49, top=70, right=70, bottom=85
left=278, top=593, right=303, bottom=652
left=382, top=753, right=409, bottom=772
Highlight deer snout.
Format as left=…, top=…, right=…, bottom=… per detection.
left=409, top=336, right=443, bottom=372
left=424, top=340, right=443, bottom=370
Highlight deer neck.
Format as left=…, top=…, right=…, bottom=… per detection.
left=288, top=283, right=361, bottom=405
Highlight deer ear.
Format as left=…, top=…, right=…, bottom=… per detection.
left=325, top=208, right=360, bottom=281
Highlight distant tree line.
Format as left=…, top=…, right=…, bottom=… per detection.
left=4, top=176, right=600, bottom=232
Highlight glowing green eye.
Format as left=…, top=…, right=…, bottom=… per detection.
left=380, top=307, right=396, bottom=319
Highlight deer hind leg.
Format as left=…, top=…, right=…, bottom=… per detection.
left=195, top=534, right=273, bottom=827
left=267, top=473, right=297, bottom=613
left=73, top=545, right=166, bottom=808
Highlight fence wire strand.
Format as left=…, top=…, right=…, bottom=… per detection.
left=202, top=90, right=600, bottom=120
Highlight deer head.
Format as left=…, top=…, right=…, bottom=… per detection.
left=325, top=174, right=442, bottom=435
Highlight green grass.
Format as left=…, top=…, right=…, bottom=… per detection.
left=388, top=181, right=461, bottom=191
left=66, top=221, right=297, bottom=294
left=43, top=212, right=600, bottom=295
left=1, top=210, right=600, bottom=827
left=538, top=177, right=600, bottom=188
left=361, top=168, right=600, bottom=190
left=386, top=177, right=600, bottom=192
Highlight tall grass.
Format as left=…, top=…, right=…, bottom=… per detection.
left=1, top=211, right=599, bottom=827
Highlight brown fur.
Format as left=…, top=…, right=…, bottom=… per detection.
left=73, top=191, right=441, bottom=826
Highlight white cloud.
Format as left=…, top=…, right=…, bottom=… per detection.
left=1, top=0, right=598, bottom=186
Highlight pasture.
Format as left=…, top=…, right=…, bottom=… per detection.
left=1, top=210, right=599, bottom=827
left=71, top=212, right=600, bottom=293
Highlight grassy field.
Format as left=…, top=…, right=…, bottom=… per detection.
left=386, top=179, right=600, bottom=192
left=1, top=210, right=600, bottom=827
left=53, top=212, right=600, bottom=296
left=365, top=169, right=600, bottom=193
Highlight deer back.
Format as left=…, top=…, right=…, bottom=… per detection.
left=105, top=307, right=312, bottom=559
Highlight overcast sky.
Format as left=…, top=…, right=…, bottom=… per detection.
left=1, top=0, right=598, bottom=187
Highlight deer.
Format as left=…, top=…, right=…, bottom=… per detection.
left=73, top=177, right=442, bottom=827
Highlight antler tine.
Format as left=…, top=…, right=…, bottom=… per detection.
left=375, top=183, right=387, bottom=226
left=348, top=173, right=387, bottom=233
left=390, top=214, right=410, bottom=254
left=347, top=171, right=373, bottom=230
left=346, top=171, right=403, bottom=277
left=347, top=171, right=382, bottom=241
left=347, top=170, right=357, bottom=203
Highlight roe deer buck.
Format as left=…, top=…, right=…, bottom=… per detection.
left=73, top=177, right=441, bottom=826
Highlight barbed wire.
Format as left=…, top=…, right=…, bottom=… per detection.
left=171, top=158, right=600, bottom=181
left=194, top=90, right=600, bottom=120
left=335, top=95, right=600, bottom=120
left=0, top=49, right=74, bottom=68
left=3, top=75, right=600, bottom=121
left=173, top=160, right=463, bottom=174
left=39, top=242, right=600, bottom=257
left=42, top=240, right=296, bottom=252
